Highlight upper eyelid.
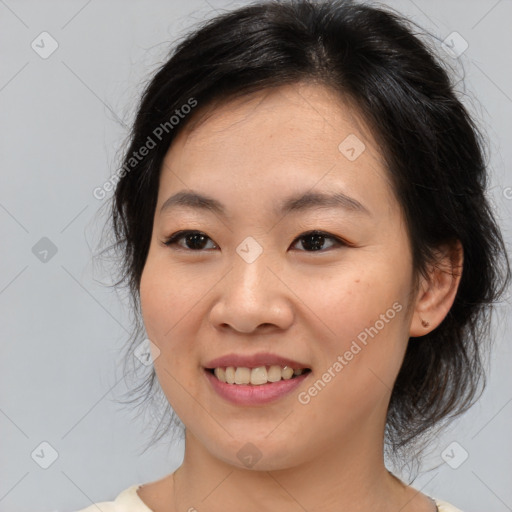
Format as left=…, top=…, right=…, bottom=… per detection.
left=163, top=229, right=346, bottom=249
left=163, top=230, right=217, bottom=250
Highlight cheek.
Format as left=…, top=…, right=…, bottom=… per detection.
left=140, top=258, right=194, bottom=340
left=139, top=263, right=203, bottom=412
left=139, top=264, right=167, bottom=340
left=302, top=267, right=410, bottom=392
left=139, top=258, right=211, bottom=378
left=302, top=266, right=405, bottom=339
left=296, top=292, right=408, bottom=440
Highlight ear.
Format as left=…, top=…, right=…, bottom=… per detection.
left=409, top=240, right=463, bottom=337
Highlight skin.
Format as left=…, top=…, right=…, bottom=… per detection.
left=137, top=81, right=463, bottom=512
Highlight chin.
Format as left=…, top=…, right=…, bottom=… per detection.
left=205, top=436, right=308, bottom=472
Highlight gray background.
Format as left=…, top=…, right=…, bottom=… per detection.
left=1, top=0, right=511, bottom=511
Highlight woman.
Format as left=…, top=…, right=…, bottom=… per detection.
left=78, top=0, right=510, bottom=510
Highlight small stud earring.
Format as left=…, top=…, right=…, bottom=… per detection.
left=421, top=319, right=430, bottom=328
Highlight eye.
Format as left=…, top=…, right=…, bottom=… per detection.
left=162, top=229, right=347, bottom=253
left=162, top=230, right=218, bottom=251
left=290, top=230, right=346, bottom=252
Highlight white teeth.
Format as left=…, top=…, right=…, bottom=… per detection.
left=225, top=366, right=235, bottom=384
left=282, top=366, right=294, bottom=380
left=234, top=367, right=251, bottom=385
left=250, top=366, right=268, bottom=385
left=211, top=365, right=308, bottom=385
left=267, top=365, right=282, bottom=382
left=214, top=367, right=227, bottom=383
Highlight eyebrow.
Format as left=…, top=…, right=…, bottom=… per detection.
left=159, top=189, right=371, bottom=218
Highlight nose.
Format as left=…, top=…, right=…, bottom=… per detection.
left=208, top=249, right=294, bottom=334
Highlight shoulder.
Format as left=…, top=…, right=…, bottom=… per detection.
left=435, top=498, right=465, bottom=512
left=73, top=484, right=153, bottom=512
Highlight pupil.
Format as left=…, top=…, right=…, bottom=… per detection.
left=185, top=233, right=325, bottom=251
left=304, top=233, right=324, bottom=251
left=187, top=233, right=207, bottom=250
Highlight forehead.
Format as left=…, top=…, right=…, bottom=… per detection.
left=158, top=82, right=395, bottom=215
left=174, top=83, right=377, bottom=157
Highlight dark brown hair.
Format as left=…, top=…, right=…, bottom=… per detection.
left=99, top=0, right=510, bottom=474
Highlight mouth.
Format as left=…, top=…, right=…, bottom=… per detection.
left=205, top=365, right=312, bottom=385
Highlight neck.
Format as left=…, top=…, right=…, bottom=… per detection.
left=172, top=426, right=420, bottom=512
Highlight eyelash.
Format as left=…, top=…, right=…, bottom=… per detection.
left=162, top=229, right=350, bottom=253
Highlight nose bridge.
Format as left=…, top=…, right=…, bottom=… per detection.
left=230, top=237, right=274, bottom=301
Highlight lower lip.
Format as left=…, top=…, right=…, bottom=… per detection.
left=204, top=369, right=310, bottom=406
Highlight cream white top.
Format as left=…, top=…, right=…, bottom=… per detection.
left=74, top=484, right=464, bottom=512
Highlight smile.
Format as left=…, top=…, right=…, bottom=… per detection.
left=207, top=365, right=311, bottom=385
left=204, top=366, right=312, bottom=406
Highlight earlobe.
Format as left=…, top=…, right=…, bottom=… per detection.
left=409, top=240, right=463, bottom=337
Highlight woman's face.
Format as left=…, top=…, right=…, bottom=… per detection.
left=140, top=82, right=419, bottom=470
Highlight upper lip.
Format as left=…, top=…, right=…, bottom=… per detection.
left=204, top=352, right=310, bottom=370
